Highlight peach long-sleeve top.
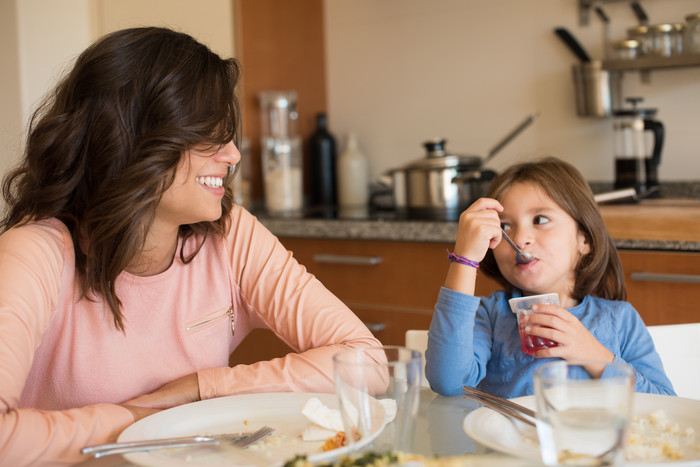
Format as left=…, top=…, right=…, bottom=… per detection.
left=0, top=206, right=380, bottom=466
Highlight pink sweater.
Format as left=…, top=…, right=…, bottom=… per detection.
left=0, top=206, right=380, bottom=466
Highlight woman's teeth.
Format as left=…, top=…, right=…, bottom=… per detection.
left=195, top=176, right=224, bottom=188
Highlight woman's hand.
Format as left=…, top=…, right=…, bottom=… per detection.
left=124, top=373, right=201, bottom=410
left=119, top=404, right=161, bottom=422
left=523, top=304, right=614, bottom=376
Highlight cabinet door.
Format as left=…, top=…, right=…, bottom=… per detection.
left=279, top=238, right=500, bottom=310
left=620, top=250, right=700, bottom=325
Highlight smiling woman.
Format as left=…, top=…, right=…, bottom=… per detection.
left=0, top=26, right=380, bottom=466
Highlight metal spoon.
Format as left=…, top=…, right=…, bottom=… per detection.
left=501, top=229, right=536, bottom=264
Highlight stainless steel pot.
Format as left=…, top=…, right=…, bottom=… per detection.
left=387, top=114, right=536, bottom=221
left=389, top=139, right=483, bottom=221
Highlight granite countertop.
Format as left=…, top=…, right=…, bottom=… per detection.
left=257, top=197, right=700, bottom=252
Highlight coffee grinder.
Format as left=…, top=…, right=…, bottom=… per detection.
left=613, top=97, right=664, bottom=196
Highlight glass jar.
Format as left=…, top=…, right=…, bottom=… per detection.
left=258, top=90, right=303, bottom=217
left=627, top=25, right=651, bottom=56
left=686, top=13, right=700, bottom=53
left=648, top=23, right=685, bottom=57
left=610, top=39, right=639, bottom=60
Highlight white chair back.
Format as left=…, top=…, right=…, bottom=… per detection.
left=647, top=323, right=700, bottom=400
left=405, top=329, right=430, bottom=387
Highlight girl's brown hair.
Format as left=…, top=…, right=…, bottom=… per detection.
left=480, top=157, right=626, bottom=301
left=1, top=27, right=241, bottom=330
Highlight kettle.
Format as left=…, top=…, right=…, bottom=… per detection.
left=613, top=97, right=664, bottom=195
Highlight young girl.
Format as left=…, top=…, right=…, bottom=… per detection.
left=425, top=158, right=674, bottom=398
left=0, top=27, right=380, bottom=465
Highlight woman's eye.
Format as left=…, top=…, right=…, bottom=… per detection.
left=534, top=215, right=550, bottom=225
left=500, top=223, right=510, bottom=231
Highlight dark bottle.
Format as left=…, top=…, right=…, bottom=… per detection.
left=309, top=113, right=337, bottom=211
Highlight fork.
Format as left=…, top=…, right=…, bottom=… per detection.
left=82, top=425, right=274, bottom=458
left=463, top=386, right=536, bottom=427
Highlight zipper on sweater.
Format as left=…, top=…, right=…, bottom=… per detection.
left=185, top=306, right=234, bottom=335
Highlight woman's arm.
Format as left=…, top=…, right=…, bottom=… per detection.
left=0, top=222, right=136, bottom=466
left=197, top=208, right=382, bottom=398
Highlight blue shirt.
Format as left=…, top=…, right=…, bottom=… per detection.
left=426, top=287, right=676, bottom=398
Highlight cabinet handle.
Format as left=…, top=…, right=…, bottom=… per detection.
left=362, top=321, right=386, bottom=333
left=630, top=272, right=700, bottom=284
left=313, top=254, right=382, bottom=266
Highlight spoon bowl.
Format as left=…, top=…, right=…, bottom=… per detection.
left=501, top=229, right=537, bottom=264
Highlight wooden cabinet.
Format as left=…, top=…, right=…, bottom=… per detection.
left=229, top=237, right=700, bottom=365
left=618, top=250, right=700, bottom=326
left=229, top=237, right=500, bottom=365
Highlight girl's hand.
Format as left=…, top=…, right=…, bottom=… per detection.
left=444, top=198, right=503, bottom=296
left=124, top=373, right=200, bottom=410
left=453, top=198, right=504, bottom=262
left=523, top=304, right=614, bottom=377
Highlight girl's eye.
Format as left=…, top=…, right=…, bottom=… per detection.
left=500, top=222, right=510, bottom=231
left=534, top=215, right=550, bottom=225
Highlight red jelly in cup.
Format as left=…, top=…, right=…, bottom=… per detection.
left=518, top=326, right=558, bottom=355
left=509, top=293, right=560, bottom=356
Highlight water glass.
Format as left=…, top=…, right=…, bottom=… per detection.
left=333, top=346, right=421, bottom=453
left=534, top=360, right=634, bottom=466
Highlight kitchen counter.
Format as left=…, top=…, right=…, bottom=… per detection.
left=257, top=198, right=700, bottom=252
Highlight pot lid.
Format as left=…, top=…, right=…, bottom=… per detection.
left=398, top=138, right=481, bottom=171
left=402, top=153, right=482, bottom=171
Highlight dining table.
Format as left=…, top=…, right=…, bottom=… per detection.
left=76, top=387, right=544, bottom=467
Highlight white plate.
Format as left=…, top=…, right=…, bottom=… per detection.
left=118, top=392, right=385, bottom=467
left=463, top=393, right=700, bottom=466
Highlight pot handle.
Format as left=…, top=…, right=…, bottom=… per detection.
left=483, top=113, right=538, bottom=165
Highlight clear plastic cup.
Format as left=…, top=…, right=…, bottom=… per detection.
left=509, top=293, right=560, bottom=355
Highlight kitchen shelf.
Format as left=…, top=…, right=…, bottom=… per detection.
left=603, top=53, right=700, bottom=71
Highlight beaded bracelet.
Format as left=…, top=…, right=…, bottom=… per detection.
left=446, top=249, right=479, bottom=269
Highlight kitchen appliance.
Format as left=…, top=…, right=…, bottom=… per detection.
left=571, top=61, right=622, bottom=117
left=387, top=114, right=536, bottom=221
left=258, top=91, right=303, bottom=217
left=613, top=97, right=664, bottom=195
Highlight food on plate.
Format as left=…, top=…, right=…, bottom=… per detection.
left=284, top=451, right=400, bottom=467
left=320, top=431, right=346, bottom=452
left=626, top=409, right=698, bottom=461
left=283, top=451, right=482, bottom=467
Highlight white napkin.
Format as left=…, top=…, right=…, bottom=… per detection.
left=300, top=396, right=397, bottom=441
left=301, top=397, right=344, bottom=441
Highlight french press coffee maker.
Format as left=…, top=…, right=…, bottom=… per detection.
left=613, top=97, right=664, bottom=195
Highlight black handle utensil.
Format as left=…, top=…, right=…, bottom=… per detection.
left=554, top=27, right=592, bottom=62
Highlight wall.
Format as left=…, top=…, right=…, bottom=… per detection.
left=324, top=0, right=700, bottom=183
left=0, top=0, right=22, bottom=185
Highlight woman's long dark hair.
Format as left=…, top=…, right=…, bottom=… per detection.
left=1, top=27, right=241, bottom=330
left=480, top=157, right=626, bottom=301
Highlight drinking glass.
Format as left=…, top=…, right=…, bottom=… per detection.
left=333, top=346, right=421, bottom=453
left=534, top=360, right=635, bottom=466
